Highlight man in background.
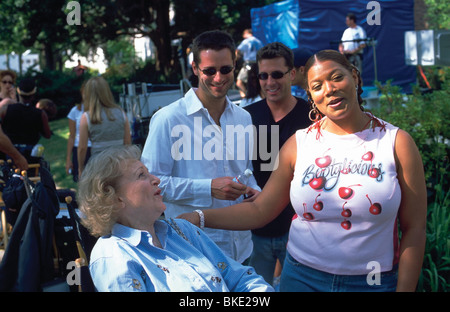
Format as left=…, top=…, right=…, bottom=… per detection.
left=236, top=28, right=263, bottom=97
left=339, top=13, right=366, bottom=74
left=291, top=47, right=314, bottom=100
left=244, top=42, right=311, bottom=285
left=0, top=78, right=51, bottom=162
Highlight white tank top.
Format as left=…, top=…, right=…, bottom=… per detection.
left=288, top=116, right=401, bottom=275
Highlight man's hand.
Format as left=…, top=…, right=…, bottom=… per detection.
left=211, top=177, right=247, bottom=200
left=243, top=187, right=260, bottom=202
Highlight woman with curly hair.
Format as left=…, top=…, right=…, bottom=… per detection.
left=77, top=145, right=273, bottom=292
left=0, top=70, right=17, bottom=104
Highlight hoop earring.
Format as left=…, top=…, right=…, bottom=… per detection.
left=308, top=102, right=321, bottom=122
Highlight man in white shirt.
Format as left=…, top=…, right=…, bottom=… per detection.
left=141, top=30, right=261, bottom=263
left=339, top=13, right=366, bottom=74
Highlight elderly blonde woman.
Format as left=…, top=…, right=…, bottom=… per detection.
left=78, top=76, right=131, bottom=176
left=77, top=145, right=273, bottom=292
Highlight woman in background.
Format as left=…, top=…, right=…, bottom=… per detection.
left=78, top=76, right=131, bottom=177
left=239, top=63, right=264, bottom=107
left=0, top=70, right=17, bottom=104
left=66, top=101, right=91, bottom=182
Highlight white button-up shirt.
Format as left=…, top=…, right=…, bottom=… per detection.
left=141, top=88, right=260, bottom=263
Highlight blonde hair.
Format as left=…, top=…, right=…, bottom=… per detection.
left=77, top=145, right=142, bottom=237
left=82, top=76, right=121, bottom=124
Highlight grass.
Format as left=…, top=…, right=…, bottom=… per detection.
left=39, top=117, right=77, bottom=190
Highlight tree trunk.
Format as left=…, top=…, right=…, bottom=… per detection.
left=44, top=42, right=55, bottom=71
left=150, top=0, right=172, bottom=76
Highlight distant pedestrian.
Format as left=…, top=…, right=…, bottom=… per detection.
left=339, top=13, right=366, bottom=74
left=36, top=98, right=57, bottom=120
left=0, top=78, right=51, bottom=161
left=0, top=70, right=17, bottom=103
left=77, top=76, right=131, bottom=177
left=236, top=29, right=263, bottom=97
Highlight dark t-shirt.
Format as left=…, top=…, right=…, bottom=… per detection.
left=2, top=103, right=44, bottom=145
left=245, top=97, right=311, bottom=237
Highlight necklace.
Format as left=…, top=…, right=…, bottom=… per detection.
left=321, top=112, right=373, bottom=134
left=361, top=114, right=374, bottom=131
left=309, top=112, right=386, bottom=141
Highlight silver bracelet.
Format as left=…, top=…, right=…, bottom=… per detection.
left=194, top=209, right=205, bottom=229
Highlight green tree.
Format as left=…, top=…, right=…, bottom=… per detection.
left=67, top=0, right=172, bottom=75
left=0, top=0, right=280, bottom=75
left=424, top=0, right=450, bottom=29
left=0, top=0, right=74, bottom=71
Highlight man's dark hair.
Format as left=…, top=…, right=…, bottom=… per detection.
left=256, top=42, right=294, bottom=69
left=192, top=30, right=236, bottom=65
left=347, top=13, right=357, bottom=23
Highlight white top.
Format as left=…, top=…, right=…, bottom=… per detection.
left=237, top=36, right=264, bottom=62
left=341, top=25, right=367, bottom=53
left=288, top=117, right=401, bottom=275
left=67, top=104, right=91, bottom=147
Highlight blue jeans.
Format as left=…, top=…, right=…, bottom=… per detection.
left=72, top=146, right=91, bottom=182
left=280, top=252, right=398, bottom=292
left=248, top=232, right=289, bottom=286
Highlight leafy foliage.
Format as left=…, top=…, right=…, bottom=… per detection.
left=372, top=73, right=449, bottom=292
left=418, top=171, right=450, bottom=292
left=0, top=0, right=280, bottom=74
left=423, top=0, right=450, bottom=29
left=373, top=79, right=449, bottom=191
left=20, top=68, right=91, bottom=119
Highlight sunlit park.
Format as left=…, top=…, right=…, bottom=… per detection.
left=0, top=0, right=448, bottom=295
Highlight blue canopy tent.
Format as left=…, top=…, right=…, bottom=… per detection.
left=251, top=0, right=416, bottom=92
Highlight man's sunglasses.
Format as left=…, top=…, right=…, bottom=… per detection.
left=198, top=66, right=234, bottom=76
left=257, top=69, right=290, bottom=80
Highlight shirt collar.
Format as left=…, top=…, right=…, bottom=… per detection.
left=111, top=221, right=169, bottom=248
left=185, top=88, right=233, bottom=116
